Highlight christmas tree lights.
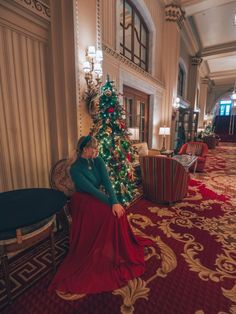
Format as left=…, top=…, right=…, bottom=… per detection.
left=91, top=76, right=137, bottom=205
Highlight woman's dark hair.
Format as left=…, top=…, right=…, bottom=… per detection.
left=76, top=136, right=97, bottom=157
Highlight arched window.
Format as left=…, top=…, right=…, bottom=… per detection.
left=177, top=63, right=186, bottom=97
left=120, top=0, right=149, bottom=71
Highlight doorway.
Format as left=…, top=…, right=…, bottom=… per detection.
left=123, top=85, right=149, bottom=142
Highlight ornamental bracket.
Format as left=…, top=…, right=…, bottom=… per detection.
left=191, top=56, right=203, bottom=66
left=165, top=4, right=185, bottom=28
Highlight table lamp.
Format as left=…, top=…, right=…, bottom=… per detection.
left=128, top=128, right=140, bottom=143
left=159, top=126, right=170, bottom=151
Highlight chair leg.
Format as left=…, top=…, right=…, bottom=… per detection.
left=0, top=246, right=12, bottom=304
left=50, top=229, right=56, bottom=274
left=56, top=204, right=71, bottom=232
left=56, top=213, right=62, bottom=232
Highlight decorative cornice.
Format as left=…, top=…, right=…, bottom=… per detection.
left=102, top=44, right=164, bottom=86
left=165, top=4, right=185, bottom=28
left=191, top=56, right=202, bottom=66
left=14, top=0, right=50, bottom=20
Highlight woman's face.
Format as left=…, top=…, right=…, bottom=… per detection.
left=84, top=143, right=98, bottom=158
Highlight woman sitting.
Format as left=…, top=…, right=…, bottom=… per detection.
left=48, top=135, right=152, bottom=299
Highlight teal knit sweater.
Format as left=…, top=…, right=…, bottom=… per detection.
left=70, top=156, right=118, bottom=206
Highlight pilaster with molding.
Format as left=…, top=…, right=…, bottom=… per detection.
left=163, top=3, right=184, bottom=149
left=49, top=0, right=78, bottom=161
left=187, top=56, right=202, bottom=110
left=199, top=78, right=210, bottom=127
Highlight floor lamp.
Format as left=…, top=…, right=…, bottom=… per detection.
left=159, top=126, right=170, bottom=151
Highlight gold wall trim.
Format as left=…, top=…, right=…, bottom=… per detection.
left=96, top=0, right=102, bottom=50
left=102, top=44, right=163, bottom=87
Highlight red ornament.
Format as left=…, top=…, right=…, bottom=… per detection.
left=127, top=172, right=132, bottom=180
left=126, top=153, right=132, bottom=162
left=120, top=121, right=125, bottom=128
left=108, top=107, right=115, bottom=113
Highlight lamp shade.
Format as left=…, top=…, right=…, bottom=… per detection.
left=96, top=50, right=103, bottom=62
left=128, top=128, right=139, bottom=141
left=159, top=127, right=170, bottom=136
left=87, top=46, right=96, bottom=58
left=94, top=63, right=102, bottom=75
left=83, top=61, right=91, bottom=73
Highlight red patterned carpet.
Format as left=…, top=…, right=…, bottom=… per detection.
left=1, top=143, right=236, bottom=314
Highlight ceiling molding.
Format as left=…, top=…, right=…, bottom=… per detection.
left=181, top=0, right=235, bottom=16
left=209, top=69, right=236, bottom=80
left=201, top=42, right=236, bottom=60
left=211, top=83, right=234, bottom=91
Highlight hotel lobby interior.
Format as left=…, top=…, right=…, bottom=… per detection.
left=0, top=0, right=236, bottom=313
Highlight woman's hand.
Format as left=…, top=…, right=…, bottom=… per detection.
left=112, top=204, right=125, bottom=218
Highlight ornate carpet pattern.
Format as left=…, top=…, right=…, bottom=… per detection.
left=195, top=144, right=236, bottom=204
left=1, top=143, right=236, bottom=314
left=0, top=231, right=69, bottom=311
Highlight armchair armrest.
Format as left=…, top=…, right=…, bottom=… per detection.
left=148, top=149, right=160, bottom=156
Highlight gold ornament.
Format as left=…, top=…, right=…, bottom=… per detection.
left=104, top=89, right=112, bottom=97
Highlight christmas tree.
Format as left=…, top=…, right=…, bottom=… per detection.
left=91, top=76, right=137, bottom=205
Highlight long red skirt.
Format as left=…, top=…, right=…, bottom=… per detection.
left=48, top=192, right=152, bottom=294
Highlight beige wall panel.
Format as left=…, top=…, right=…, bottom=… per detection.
left=143, top=0, right=164, bottom=81
left=0, top=24, right=50, bottom=191
left=1, top=27, right=27, bottom=189
left=102, top=54, right=120, bottom=86
left=0, top=29, right=14, bottom=190
left=26, top=38, right=51, bottom=186
left=76, top=0, right=97, bottom=137
left=180, top=38, right=190, bottom=71
left=179, top=37, right=190, bottom=100
left=102, top=0, right=116, bottom=49
left=48, top=0, right=79, bottom=162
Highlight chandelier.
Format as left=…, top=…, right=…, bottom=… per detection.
left=83, top=46, right=103, bottom=116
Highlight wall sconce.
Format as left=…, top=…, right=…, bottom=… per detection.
left=231, top=82, right=236, bottom=102
left=159, top=126, right=170, bottom=151
left=128, top=127, right=140, bottom=142
left=174, top=97, right=180, bottom=109
left=83, top=46, right=103, bottom=116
